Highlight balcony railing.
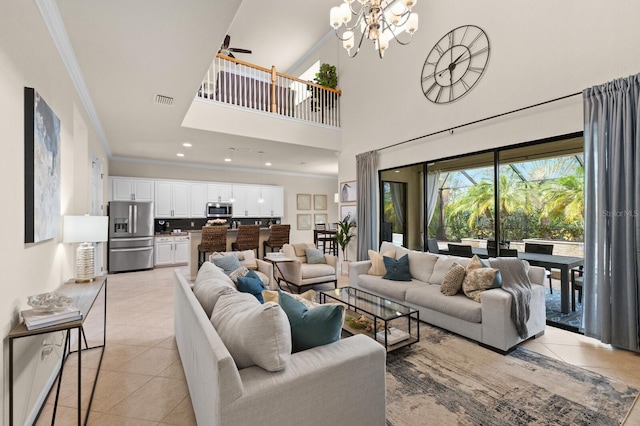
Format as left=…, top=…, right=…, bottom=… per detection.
left=197, top=54, right=341, bottom=127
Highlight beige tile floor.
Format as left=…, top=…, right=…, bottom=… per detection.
left=37, top=267, right=640, bottom=425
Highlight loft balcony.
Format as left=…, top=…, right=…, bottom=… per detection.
left=196, top=54, right=341, bottom=128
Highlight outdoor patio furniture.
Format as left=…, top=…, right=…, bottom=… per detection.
left=499, top=248, right=519, bottom=257
left=427, top=238, right=440, bottom=254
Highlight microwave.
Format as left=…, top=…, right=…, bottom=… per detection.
left=205, top=202, right=233, bottom=218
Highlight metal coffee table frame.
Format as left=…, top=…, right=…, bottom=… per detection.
left=320, top=286, right=419, bottom=352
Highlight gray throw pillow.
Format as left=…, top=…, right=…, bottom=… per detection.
left=305, top=248, right=326, bottom=264
left=211, top=255, right=242, bottom=275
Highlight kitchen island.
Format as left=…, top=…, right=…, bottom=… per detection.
left=187, top=228, right=272, bottom=280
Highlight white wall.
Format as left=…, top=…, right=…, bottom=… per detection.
left=337, top=0, right=640, bottom=247
left=109, top=160, right=339, bottom=243
left=0, top=1, right=108, bottom=423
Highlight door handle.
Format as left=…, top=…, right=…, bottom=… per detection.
left=133, top=205, right=138, bottom=234
left=128, top=205, right=133, bottom=234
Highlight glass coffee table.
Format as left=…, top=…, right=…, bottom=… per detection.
left=320, top=287, right=419, bottom=352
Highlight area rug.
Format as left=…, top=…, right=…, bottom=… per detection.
left=386, top=324, right=638, bottom=426
left=545, top=288, right=583, bottom=333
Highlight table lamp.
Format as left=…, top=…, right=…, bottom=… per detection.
left=63, top=215, right=109, bottom=282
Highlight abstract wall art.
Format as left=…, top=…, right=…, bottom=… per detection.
left=24, top=87, right=61, bottom=243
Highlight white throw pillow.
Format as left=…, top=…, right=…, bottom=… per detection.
left=407, top=251, right=439, bottom=282
left=368, top=249, right=396, bottom=275
left=211, top=292, right=292, bottom=372
left=193, top=262, right=237, bottom=317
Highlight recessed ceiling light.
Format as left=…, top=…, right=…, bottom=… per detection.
left=265, top=162, right=272, bottom=166
left=182, top=143, right=192, bottom=147
left=224, top=158, right=232, bottom=162
left=177, top=153, right=184, bottom=157
left=395, top=170, right=400, bottom=173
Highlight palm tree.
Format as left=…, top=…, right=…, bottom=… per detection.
left=540, top=167, right=584, bottom=225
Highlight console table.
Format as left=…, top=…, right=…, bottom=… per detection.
left=8, top=276, right=107, bottom=425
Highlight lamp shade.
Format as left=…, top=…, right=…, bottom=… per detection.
left=63, top=216, right=109, bottom=243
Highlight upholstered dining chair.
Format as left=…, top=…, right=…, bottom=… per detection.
left=427, top=238, right=440, bottom=254
left=263, top=224, right=290, bottom=258
left=525, top=242, right=554, bottom=293
left=571, top=266, right=584, bottom=311
left=499, top=248, right=519, bottom=257
left=447, top=243, right=473, bottom=257
left=232, top=224, right=261, bottom=257
left=198, top=226, right=227, bottom=268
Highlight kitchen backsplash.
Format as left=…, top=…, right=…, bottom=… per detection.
left=154, top=217, right=281, bottom=233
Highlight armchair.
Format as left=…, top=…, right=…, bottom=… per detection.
left=276, top=243, right=337, bottom=293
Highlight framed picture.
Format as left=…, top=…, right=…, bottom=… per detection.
left=297, top=193, right=311, bottom=210
left=340, top=181, right=357, bottom=202
left=24, top=87, right=61, bottom=243
left=314, top=194, right=327, bottom=210
left=297, top=214, right=312, bottom=230
left=340, top=205, right=357, bottom=224
left=314, top=213, right=328, bottom=225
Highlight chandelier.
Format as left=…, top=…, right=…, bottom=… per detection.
left=330, top=0, right=418, bottom=58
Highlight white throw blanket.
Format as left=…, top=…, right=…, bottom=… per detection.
left=489, top=258, right=532, bottom=339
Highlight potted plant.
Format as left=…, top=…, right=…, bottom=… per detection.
left=335, top=219, right=356, bottom=275
left=307, top=63, right=338, bottom=111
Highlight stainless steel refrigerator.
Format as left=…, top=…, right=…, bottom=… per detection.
left=108, top=201, right=154, bottom=272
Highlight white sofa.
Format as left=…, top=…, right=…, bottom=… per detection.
left=174, top=263, right=387, bottom=426
left=349, top=241, right=547, bottom=353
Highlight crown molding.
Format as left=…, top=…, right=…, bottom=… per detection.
left=35, top=0, right=111, bottom=157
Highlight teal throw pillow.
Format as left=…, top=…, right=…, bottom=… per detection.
left=211, top=255, right=242, bottom=275
left=305, top=248, right=326, bottom=264
left=278, top=290, right=344, bottom=353
left=237, top=272, right=267, bottom=303
left=383, top=254, right=411, bottom=281
left=479, top=258, right=503, bottom=288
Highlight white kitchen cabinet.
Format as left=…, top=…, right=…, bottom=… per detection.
left=208, top=183, right=233, bottom=203
left=232, top=184, right=261, bottom=217
left=155, top=181, right=191, bottom=218
left=174, top=236, right=190, bottom=263
left=111, top=178, right=154, bottom=201
left=190, top=183, right=208, bottom=218
left=258, top=186, right=284, bottom=217
left=155, top=235, right=189, bottom=266
left=154, top=237, right=175, bottom=266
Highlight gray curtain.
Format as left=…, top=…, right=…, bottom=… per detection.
left=356, top=150, right=378, bottom=261
left=389, top=182, right=405, bottom=234
left=583, top=73, right=640, bottom=352
left=426, top=171, right=440, bottom=225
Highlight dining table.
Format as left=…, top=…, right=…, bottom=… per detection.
left=439, top=246, right=583, bottom=314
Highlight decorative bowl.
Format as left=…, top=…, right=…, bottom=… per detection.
left=27, top=292, right=74, bottom=313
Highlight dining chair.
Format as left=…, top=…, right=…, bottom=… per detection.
left=232, top=225, right=261, bottom=257
left=447, top=243, right=473, bottom=257
left=427, top=238, right=440, bottom=254
left=571, top=266, right=584, bottom=311
left=525, top=243, right=554, bottom=293
left=263, top=224, right=290, bottom=258
left=199, top=226, right=227, bottom=268
left=499, top=248, right=518, bottom=257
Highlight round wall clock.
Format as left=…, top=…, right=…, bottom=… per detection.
left=421, top=25, right=490, bottom=104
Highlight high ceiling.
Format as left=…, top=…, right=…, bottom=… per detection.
left=55, top=0, right=340, bottom=176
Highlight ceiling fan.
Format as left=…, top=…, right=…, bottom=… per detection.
left=218, top=34, right=252, bottom=59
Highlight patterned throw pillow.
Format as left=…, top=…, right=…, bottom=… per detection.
left=228, top=266, right=250, bottom=283
left=305, top=248, right=326, bottom=264
left=462, top=255, right=501, bottom=302
left=383, top=254, right=411, bottom=281
left=368, top=249, right=396, bottom=276
left=440, top=262, right=466, bottom=296
left=262, top=289, right=317, bottom=310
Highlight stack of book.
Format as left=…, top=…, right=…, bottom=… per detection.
left=376, top=327, right=410, bottom=345
left=21, top=306, right=82, bottom=330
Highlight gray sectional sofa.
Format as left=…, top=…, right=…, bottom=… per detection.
left=174, top=262, right=387, bottom=426
left=349, top=241, right=547, bottom=353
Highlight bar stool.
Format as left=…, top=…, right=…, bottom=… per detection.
left=315, top=223, right=337, bottom=256
left=232, top=225, right=261, bottom=258
left=263, top=224, right=290, bottom=258
left=198, top=226, right=227, bottom=268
